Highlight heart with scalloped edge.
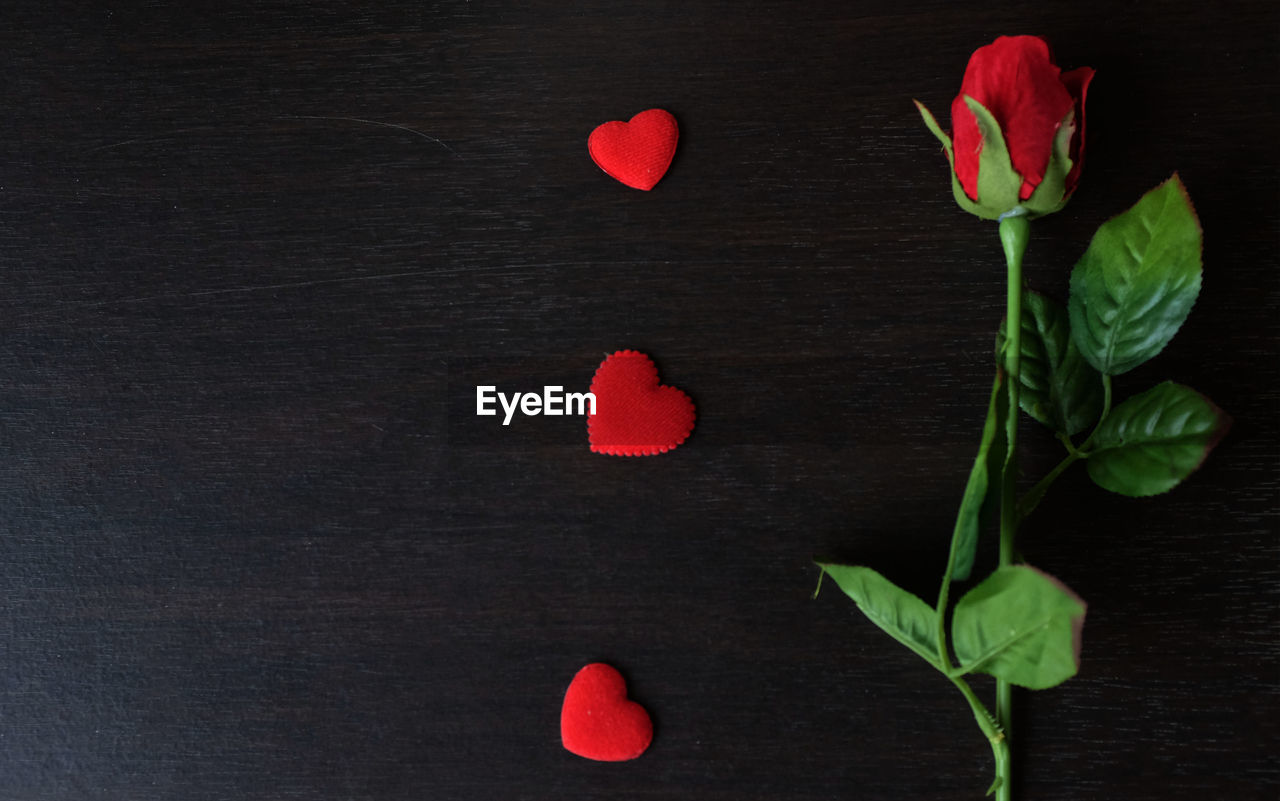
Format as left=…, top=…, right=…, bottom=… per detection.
left=560, top=663, right=653, bottom=762
left=588, top=350, right=695, bottom=456
left=588, top=109, right=679, bottom=191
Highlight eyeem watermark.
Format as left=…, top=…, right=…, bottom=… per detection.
left=475, top=386, right=596, bottom=426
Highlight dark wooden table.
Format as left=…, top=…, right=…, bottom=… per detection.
left=4, top=2, right=1277, bottom=799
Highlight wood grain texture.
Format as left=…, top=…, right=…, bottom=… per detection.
left=2, top=1, right=1277, bottom=799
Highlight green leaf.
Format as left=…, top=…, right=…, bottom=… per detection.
left=1021, top=109, right=1075, bottom=218
left=1085, top=381, right=1231, bottom=497
left=816, top=563, right=940, bottom=669
left=947, top=371, right=1007, bottom=583
left=951, top=565, right=1087, bottom=690
left=964, top=95, right=1023, bottom=217
left=1068, top=174, right=1204, bottom=375
left=997, top=290, right=1104, bottom=436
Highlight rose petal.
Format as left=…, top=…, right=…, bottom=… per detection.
left=1059, top=67, right=1095, bottom=194
left=951, top=36, right=1076, bottom=201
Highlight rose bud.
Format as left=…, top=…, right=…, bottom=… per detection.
left=916, top=35, right=1094, bottom=220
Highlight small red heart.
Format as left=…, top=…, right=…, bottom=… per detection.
left=588, top=350, right=695, bottom=456
left=560, top=663, right=653, bottom=762
left=588, top=109, right=679, bottom=191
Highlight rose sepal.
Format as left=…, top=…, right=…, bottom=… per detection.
left=915, top=99, right=992, bottom=220
left=1020, top=108, right=1076, bottom=218
left=916, top=98, right=1077, bottom=221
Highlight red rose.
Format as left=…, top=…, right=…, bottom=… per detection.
left=917, top=36, right=1094, bottom=219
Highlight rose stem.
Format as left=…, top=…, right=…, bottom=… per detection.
left=996, top=211, right=1031, bottom=801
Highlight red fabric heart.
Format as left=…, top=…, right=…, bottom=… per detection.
left=560, top=663, right=653, bottom=762
left=587, top=109, right=679, bottom=191
left=588, top=350, right=695, bottom=456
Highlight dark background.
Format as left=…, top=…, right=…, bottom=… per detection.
left=3, top=1, right=1277, bottom=799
